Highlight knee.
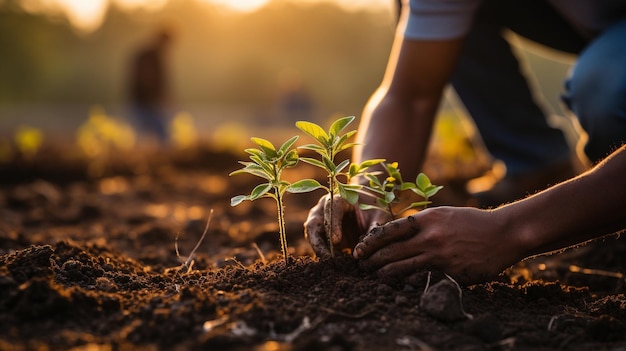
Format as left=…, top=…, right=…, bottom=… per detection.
left=563, top=68, right=626, bottom=162
left=561, top=19, right=626, bottom=161
left=563, top=34, right=626, bottom=162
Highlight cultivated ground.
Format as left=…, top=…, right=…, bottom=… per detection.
left=1, top=142, right=625, bottom=351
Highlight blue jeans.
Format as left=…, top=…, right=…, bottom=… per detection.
left=562, top=19, right=626, bottom=162
left=133, top=104, right=169, bottom=143
left=452, top=0, right=626, bottom=174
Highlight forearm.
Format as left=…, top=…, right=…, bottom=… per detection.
left=498, top=145, right=626, bottom=257
left=352, top=35, right=463, bottom=181
left=353, top=88, right=439, bottom=181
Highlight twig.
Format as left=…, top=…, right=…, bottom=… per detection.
left=252, top=242, right=267, bottom=265
left=444, top=273, right=473, bottom=320
left=175, top=233, right=181, bottom=258
left=423, top=271, right=432, bottom=294
left=181, top=209, right=214, bottom=272
left=396, top=336, right=436, bottom=351
left=270, top=316, right=324, bottom=343
left=225, top=256, right=248, bottom=270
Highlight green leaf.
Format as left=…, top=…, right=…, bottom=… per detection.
left=365, top=173, right=382, bottom=187
left=408, top=200, right=431, bottom=208
left=230, top=195, right=248, bottom=206
left=335, top=133, right=349, bottom=148
left=230, top=167, right=270, bottom=180
left=284, top=149, right=299, bottom=165
left=249, top=155, right=275, bottom=176
left=244, top=148, right=264, bottom=158
left=386, top=163, right=403, bottom=183
left=365, top=187, right=386, bottom=196
left=338, top=141, right=358, bottom=153
left=376, top=198, right=388, bottom=208
left=359, top=203, right=388, bottom=212
left=338, top=183, right=359, bottom=205
left=249, top=183, right=272, bottom=200
left=335, top=159, right=350, bottom=173
left=296, top=121, right=329, bottom=144
left=425, top=185, right=444, bottom=198
left=384, top=191, right=395, bottom=204
left=297, top=143, right=326, bottom=154
left=322, top=155, right=336, bottom=173
left=287, top=179, right=324, bottom=193
left=329, top=115, right=355, bottom=137
left=410, top=188, right=427, bottom=198
left=277, top=181, right=292, bottom=195
left=229, top=168, right=247, bottom=176
left=416, top=173, right=432, bottom=190
left=360, top=158, right=385, bottom=169
left=230, top=161, right=264, bottom=174
left=299, top=157, right=326, bottom=169
left=251, top=137, right=278, bottom=158
left=400, top=182, right=416, bottom=191
left=278, top=135, right=299, bottom=155
left=348, top=163, right=359, bottom=178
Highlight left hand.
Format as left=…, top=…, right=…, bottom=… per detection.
left=304, top=194, right=391, bottom=257
left=353, top=206, right=527, bottom=285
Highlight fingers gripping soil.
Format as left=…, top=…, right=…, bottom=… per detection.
left=354, top=214, right=420, bottom=259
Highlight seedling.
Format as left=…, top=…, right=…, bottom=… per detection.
left=230, top=136, right=320, bottom=265
left=296, top=116, right=383, bottom=257
left=403, top=172, right=444, bottom=207
left=360, top=162, right=443, bottom=219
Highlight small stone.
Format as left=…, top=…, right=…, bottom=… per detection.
left=419, top=279, right=470, bottom=322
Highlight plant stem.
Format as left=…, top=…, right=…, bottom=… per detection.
left=387, top=204, right=396, bottom=220
left=326, top=174, right=335, bottom=257
left=275, top=190, right=289, bottom=265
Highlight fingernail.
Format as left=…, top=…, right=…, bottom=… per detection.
left=353, top=247, right=362, bottom=258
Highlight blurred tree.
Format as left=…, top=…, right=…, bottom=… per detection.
left=0, top=0, right=395, bottom=120
left=0, top=0, right=77, bottom=103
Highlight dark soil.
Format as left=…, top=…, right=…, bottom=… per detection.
left=1, top=143, right=625, bottom=351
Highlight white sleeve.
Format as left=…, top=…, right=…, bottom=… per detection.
left=404, top=0, right=482, bottom=40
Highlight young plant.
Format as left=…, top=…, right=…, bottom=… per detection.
left=360, top=162, right=443, bottom=219
left=230, top=136, right=320, bottom=265
left=403, top=172, right=444, bottom=208
left=296, top=116, right=383, bottom=257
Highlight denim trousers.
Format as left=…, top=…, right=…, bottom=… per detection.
left=451, top=0, right=626, bottom=174
left=133, top=104, right=169, bottom=143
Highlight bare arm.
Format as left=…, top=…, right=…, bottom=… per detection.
left=354, top=13, right=464, bottom=181
left=354, top=145, right=626, bottom=284
left=506, top=145, right=626, bottom=256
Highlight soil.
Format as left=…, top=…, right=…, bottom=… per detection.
left=1, top=142, right=625, bottom=351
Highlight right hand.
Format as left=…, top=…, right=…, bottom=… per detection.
left=304, top=194, right=391, bottom=257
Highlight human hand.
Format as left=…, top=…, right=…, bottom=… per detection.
left=353, top=206, right=526, bottom=285
left=304, top=194, right=391, bottom=258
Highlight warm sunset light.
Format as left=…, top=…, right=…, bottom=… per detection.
left=203, top=0, right=270, bottom=12
left=27, top=0, right=390, bottom=32
left=48, top=0, right=108, bottom=32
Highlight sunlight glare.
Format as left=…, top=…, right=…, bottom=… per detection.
left=114, top=0, right=168, bottom=11
left=203, top=0, right=269, bottom=12
left=25, top=0, right=391, bottom=32
left=50, top=0, right=107, bottom=32
left=296, top=0, right=390, bottom=11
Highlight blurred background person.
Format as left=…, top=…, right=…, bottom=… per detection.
left=275, top=68, right=314, bottom=125
left=128, top=27, right=174, bottom=145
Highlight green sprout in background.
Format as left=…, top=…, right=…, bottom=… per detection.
left=296, top=116, right=383, bottom=257
left=230, top=136, right=320, bottom=265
